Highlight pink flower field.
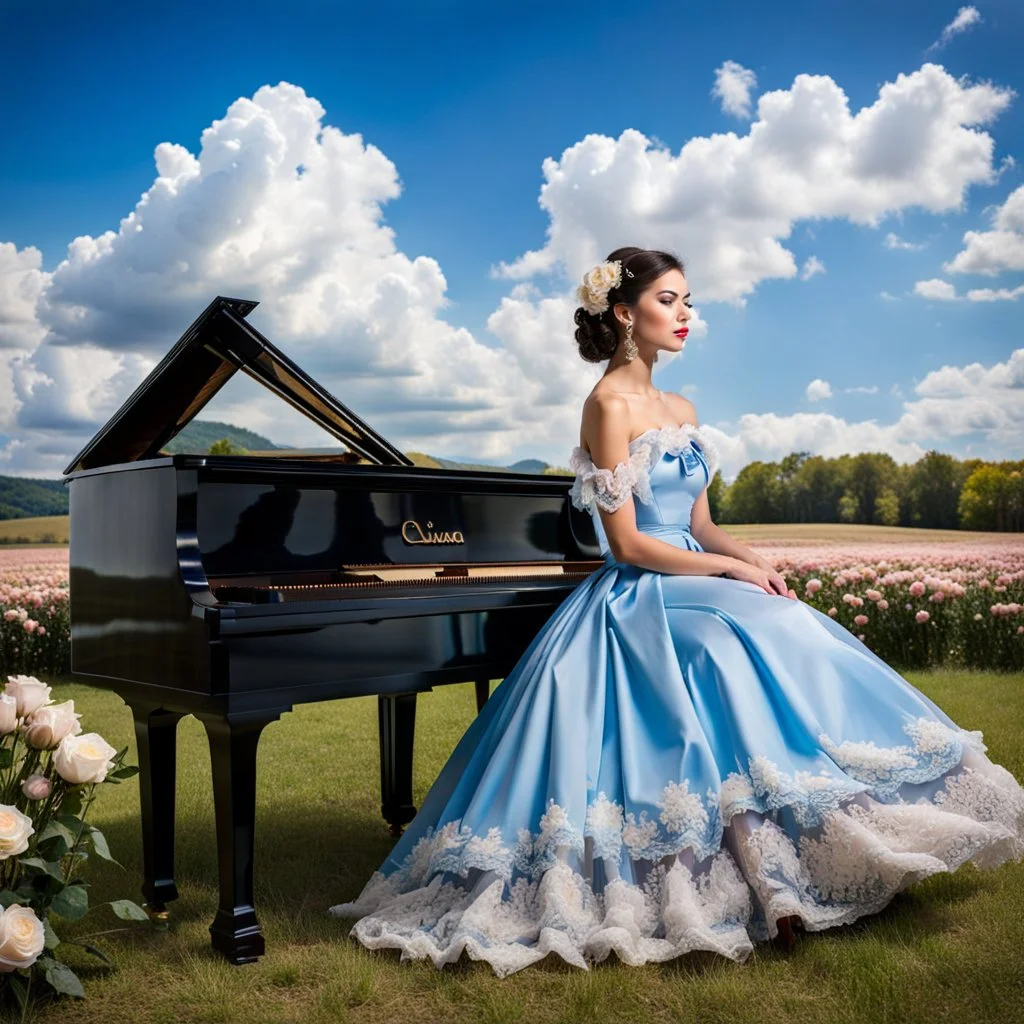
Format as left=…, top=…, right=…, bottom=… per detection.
left=0, top=548, right=71, bottom=678
left=757, top=538, right=1024, bottom=670
left=1, top=539, right=1022, bottom=675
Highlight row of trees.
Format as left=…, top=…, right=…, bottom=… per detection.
left=704, top=450, right=1023, bottom=532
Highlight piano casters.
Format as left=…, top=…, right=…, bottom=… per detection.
left=378, top=694, right=417, bottom=837
left=131, top=704, right=186, bottom=922
left=198, top=711, right=283, bottom=964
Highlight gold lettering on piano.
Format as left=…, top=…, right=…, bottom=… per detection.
left=401, top=519, right=466, bottom=545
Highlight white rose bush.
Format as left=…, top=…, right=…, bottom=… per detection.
left=0, top=674, right=146, bottom=1014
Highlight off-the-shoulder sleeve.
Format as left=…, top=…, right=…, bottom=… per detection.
left=568, top=446, right=648, bottom=514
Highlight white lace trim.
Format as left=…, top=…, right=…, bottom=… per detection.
left=329, top=716, right=1024, bottom=977
left=568, top=423, right=721, bottom=514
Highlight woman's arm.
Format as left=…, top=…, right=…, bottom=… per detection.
left=660, top=395, right=776, bottom=573
left=689, top=489, right=774, bottom=570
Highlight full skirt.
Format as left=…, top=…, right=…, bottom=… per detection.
left=329, top=561, right=1024, bottom=977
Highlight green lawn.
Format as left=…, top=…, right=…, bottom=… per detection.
left=30, top=670, right=1024, bottom=1024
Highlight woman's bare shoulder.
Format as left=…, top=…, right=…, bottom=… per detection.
left=579, top=389, right=632, bottom=451
left=662, top=391, right=700, bottom=426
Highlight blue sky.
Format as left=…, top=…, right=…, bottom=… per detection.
left=1, top=0, right=1021, bottom=477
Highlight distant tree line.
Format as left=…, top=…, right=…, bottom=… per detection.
left=546, top=449, right=1023, bottom=532
left=705, top=450, right=1023, bottom=532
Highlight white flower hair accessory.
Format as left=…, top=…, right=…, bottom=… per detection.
left=576, top=259, right=634, bottom=315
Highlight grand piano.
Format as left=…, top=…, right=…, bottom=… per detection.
left=62, top=296, right=602, bottom=964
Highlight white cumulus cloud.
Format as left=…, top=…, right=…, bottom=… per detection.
left=493, top=64, right=1013, bottom=308
left=914, top=278, right=958, bottom=300
left=964, top=283, right=1024, bottom=301
left=805, top=378, right=832, bottom=401
left=1, top=83, right=562, bottom=474
left=714, top=348, right=1023, bottom=475
left=800, top=255, right=826, bottom=280
left=0, top=64, right=1019, bottom=479
left=711, top=60, right=758, bottom=119
left=914, top=276, right=1024, bottom=302
left=883, top=232, right=928, bottom=251
left=927, top=6, right=982, bottom=52
left=0, top=243, right=49, bottom=351
left=944, top=184, right=1024, bottom=276
left=896, top=347, right=1023, bottom=449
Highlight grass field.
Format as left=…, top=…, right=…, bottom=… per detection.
left=26, top=669, right=1024, bottom=1024
left=0, top=516, right=68, bottom=545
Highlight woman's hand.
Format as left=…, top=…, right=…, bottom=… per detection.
left=724, top=558, right=797, bottom=599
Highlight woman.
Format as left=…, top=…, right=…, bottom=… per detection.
left=329, top=247, right=1024, bottom=977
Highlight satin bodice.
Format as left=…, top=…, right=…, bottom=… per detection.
left=567, top=423, right=720, bottom=561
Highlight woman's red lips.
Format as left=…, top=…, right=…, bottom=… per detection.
left=674, top=328, right=688, bottom=337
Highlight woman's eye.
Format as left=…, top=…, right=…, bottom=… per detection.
left=684, top=302, right=693, bottom=309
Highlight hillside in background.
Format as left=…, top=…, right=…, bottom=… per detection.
left=161, top=420, right=281, bottom=454
left=0, top=476, right=68, bottom=520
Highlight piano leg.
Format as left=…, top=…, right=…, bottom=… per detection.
left=474, top=678, right=491, bottom=713
left=131, top=703, right=185, bottom=916
left=199, top=712, right=283, bottom=965
left=378, top=694, right=417, bottom=837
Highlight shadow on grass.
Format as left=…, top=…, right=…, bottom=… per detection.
left=77, top=798, right=997, bottom=982
left=92, top=800, right=401, bottom=917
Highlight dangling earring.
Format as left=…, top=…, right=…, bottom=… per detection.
left=622, top=319, right=638, bottom=362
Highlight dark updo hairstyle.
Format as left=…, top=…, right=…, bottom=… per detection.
left=573, top=246, right=686, bottom=363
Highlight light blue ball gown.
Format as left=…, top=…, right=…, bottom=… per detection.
left=329, top=423, right=1024, bottom=977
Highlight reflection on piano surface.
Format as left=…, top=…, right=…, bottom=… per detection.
left=62, top=296, right=602, bottom=964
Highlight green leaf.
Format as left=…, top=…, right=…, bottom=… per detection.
left=0, top=746, right=12, bottom=769
left=39, top=818, right=77, bottom=848
left=108, top=899, right=149, bottom=921
left=51, top=884, right=89, bottom=921
left=18, top=856, right=64, bottom=881
left=44, top=958, right=85, bottom=998
left=37, top=835, right=71, bottom=860
left=6, top=971, right=28, bottom=1012
left=59, top=790, right=84, bottom=817
left=28, top=871, right=66, bottom=901
left=86, top=826, right=121, bottom=867
left=0, top=889, right=22, bottom=908
left=43, top=915, right=60, bottom=950
left=107, top=765, right=139, bottom=780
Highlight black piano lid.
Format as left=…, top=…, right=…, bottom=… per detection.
left=62, top=296, right=413, bottom=475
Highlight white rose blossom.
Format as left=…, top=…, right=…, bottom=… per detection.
left=0, top=694, right=17, bottom=736
left=0, top=805, right=35, bottom=861
left=23, top=699, right=83, bottom=750
left=55, top=732, right=118, bottom=785
left=577, top=260, right=624, bottom=315
left=0, top=904, right=46, bottom=972
left=4, top=675, right=52, bottom=718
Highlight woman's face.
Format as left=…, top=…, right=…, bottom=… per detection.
left=621, top=268, right=692, bottom=353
